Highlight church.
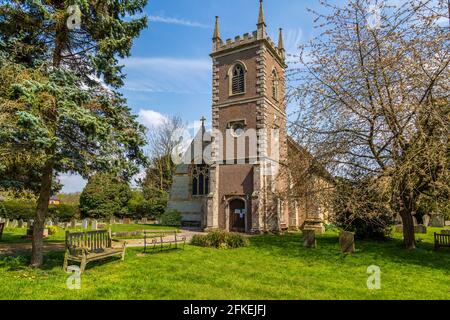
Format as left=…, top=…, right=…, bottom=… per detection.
left=167, top=0, right=332, bottom=233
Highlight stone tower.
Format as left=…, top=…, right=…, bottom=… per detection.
left=205, top=0, right=289, bottom=233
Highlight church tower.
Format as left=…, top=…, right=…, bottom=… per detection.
left=206, top=0, right=289, bottom=233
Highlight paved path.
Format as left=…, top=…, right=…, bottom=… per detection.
left=0, top=230, right=204, bottom=255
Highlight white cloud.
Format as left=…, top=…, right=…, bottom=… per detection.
left=138, top=109, right=168, bottom=128
left=121, top=57, right=211, bottom=94
left=149, top=15, right=209, bottom=28
left=59, top=174, right=87, bottom=193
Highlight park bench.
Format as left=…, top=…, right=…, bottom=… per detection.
left=143, top=229, right=186, bottom=253
left=434, top=232, right=450, bottom=250
left=63, top=229, right=126, bottom=273
left=0, top=222, right=4, bottom=240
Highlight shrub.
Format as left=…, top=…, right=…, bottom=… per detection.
left=332, top=178, right=394, bottom=240
left=191, top=230, right=249, bottom=249
left=159, top=209, right=182, bottom=227
left=1, top=200, right=35, bottom=219
left=48, top=204, right=78, bottom=221
left=46, top=225, right=58, bottom=235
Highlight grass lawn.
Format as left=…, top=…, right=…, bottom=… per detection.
left=0, top=228, right=449, bottom=300
left=0, top=224, right=177, bottom=243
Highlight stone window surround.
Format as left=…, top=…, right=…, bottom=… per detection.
left=227, top=60, right=248, bottom=97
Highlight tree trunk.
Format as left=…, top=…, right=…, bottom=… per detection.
left=30, top=158, right=54, bottom=267
left=400, top=207, right=416, bottom=250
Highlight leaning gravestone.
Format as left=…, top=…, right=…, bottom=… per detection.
left=82, top=219, right=89, bottom=229
left=422, top=214, right=430, bottom=227
left=430, top=214, right=445, bottom=228
left=91, top=219, right=98, bottom=230
left=18, top=219, right=24, bottom=228
left=303, top=229, right=316, bottom=248
left=339, top=231, right=355, bottom=253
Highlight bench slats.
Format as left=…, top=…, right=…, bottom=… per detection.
left=434, top=233, right=450, bottom=250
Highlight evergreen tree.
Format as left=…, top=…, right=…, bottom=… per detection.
left=0, top=0, right=148, bottom=266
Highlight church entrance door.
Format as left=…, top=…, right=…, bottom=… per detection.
left=229, top=199, right=246, bottom=233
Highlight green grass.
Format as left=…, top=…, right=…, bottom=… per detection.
left=0, top=224, right=177, bottom=244
left=0, top=228, right=449, bottom=300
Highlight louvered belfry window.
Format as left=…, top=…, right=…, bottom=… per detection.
left=232, top=64, right=245, bottom=94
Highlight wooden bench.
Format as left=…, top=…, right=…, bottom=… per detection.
left=0, top=222, right=4, bottom=240
left=434, top=232, right=450, bottom=250
left=63, top=229, right=126, bottom=273
left=143, top=229, right=186, bottom=253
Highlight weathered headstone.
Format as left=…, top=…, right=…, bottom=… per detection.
left=303, top=229, right=316, bottom=248
left=445, top=221, right=450, bottom=226
left=82, top=219, right=89, bottom=229
left=430, top=214, right=445, bottom=228
left=422, top=214, right=430, bottom=227
left=339, top=231, right=355, bottom=253
left=91, top=219, right=98, bottom=230
left=109, top=217, right=115, bottom=225
left=18, top=219, right=24, bottom=228
left=46, top=219, right=53, bottom=226
left=414, top=225, right=427, bottom=234
left=10, top=219, right=18, bottom=228
left=141, top=217, right=148, bottom=224
left=118, top=219, right=123, bottom=224
left=70, top=219, right=76, bottom=228
left=412, top=216, right=418, bottom=226
left=5, top=218, right=9, bottom=228
left=123, top=218, right=131, bottom=224
left=28, top=219, right=34, bottom=227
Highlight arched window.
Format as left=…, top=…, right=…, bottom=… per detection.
left=191, top=164, right=210, bottom=196
left=231, top=64, right=245, bottom=94
left=272, top=70, right=279, bottom=101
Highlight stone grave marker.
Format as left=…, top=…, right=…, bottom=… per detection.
left=414, top=225, right=427, bottom=234
left=70, top=219, right=76, bottom=228
left=412, top=216, right=418, bottom=226
left=141, top=217, right=148, bottom=224
left=18, top=219, right=24, bottom=228
left=5, top=218, right=9, bottom=228
left=123, top=218, right=131, bottom=224
left=339, top=231, right=355, bottom=253
left=46, top=219, right=53, bottom=226
left=430, top=214, right=445, bottom=228
left=91, top=219, right=98, bottom=230
left=82, top=219, right=89, bottom=229
left=11, top=219, right=18, bottom=228
left=303, top=229, right=316, bottom=248
left=445, top=221, right=450, bottom=226
left=422, top=214, right=430, bottom=227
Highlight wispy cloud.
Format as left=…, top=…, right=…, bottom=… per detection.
left=149, top=15, right=209, bottom=28
left=121, top=57, right=211, bottom=94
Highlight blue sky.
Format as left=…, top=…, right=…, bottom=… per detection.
left=61, top=0, right=322, bottom=193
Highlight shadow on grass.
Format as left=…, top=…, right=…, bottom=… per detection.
left=249, top=232, right=450, bottom=272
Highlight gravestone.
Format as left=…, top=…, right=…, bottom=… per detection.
left=395, top=214, right=402, bottom=224
left=91, top=219, right=98, bottom=230
left=303, top=229, right=316, bottom=248
left=414, top=225, right=427, bottom=234
left=11, top=219, right=18, bottom=228
left=412, top=216, right=418, bottom=226
left=70, top=219, right=76, bottom=228
left=123, top=218, right=131, bottom=224
left=18, top=219, right=24, bottom=228
left=422, top=214, right=430, bottom=227
left=82, top=219, right=89, bottom=229
left=5, top=219, right=9, bottom=228
left=109, top=217, right=115, bottom=225
left=430, top=214, right=445, bottom=228
left=141, top=217, right=148, bottom=224
left=445, top=221, right=450, bottom=226
left=46, top=219, right=53, bottom=226
left=339, top=231, right=355, bottom=253
left=23, top=222, right=28, bottom=229
left=28, top=219, right=34, bottom=227
left=118, top=219, right=124, bottom=224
